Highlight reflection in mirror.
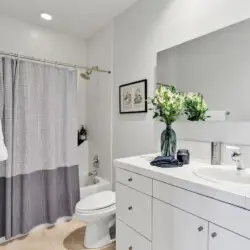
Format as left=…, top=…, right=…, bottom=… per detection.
left=157, top=19, right=250, bottom=121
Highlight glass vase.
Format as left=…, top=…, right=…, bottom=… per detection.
left=161, top=124, right=177, bottom=157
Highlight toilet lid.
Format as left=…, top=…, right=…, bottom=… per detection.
left=76, top=191, right=116, bottom=211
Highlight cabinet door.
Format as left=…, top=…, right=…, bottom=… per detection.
left=153, top=199, right=208, bottom=250
left=209, top=224, right=250, bottom=250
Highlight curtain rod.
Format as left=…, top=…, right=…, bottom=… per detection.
left=0, top=50, right=111, bottom=74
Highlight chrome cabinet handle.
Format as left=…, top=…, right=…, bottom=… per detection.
left=128, top=178, right=133, bottom=182
left=198, top=226, right=204, bottom=232
left=211, top=232, right=217, bottom=238
left=128, top=206, right=133, bottom=211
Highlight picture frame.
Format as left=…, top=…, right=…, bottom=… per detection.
left=119, top=79, right=148, bottom=114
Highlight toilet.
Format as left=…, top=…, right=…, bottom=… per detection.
left=75, top=191, right=116, bottom=249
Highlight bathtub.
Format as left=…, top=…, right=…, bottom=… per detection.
left=80, top=176, right=111, bottom=199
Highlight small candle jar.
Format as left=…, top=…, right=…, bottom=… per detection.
left=177, top=149, right=190, bottom=165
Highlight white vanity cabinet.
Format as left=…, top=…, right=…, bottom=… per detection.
left=152, top=198, right=250, bottom=250
left=116, top=168, right=152, bottom=250
left=208, top=224, right=250, bottom=250
left=153, top=199, right=208, bottom=250
left=115, top=158, right=250, bottom=250
left=116, top=182, right=152, bottom=239
left=116, top=219, right=151, bottom=250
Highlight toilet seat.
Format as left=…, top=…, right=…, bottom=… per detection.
left=76, top=204, right=116, bottom=215
left=76, top=191, right=116, bottom=215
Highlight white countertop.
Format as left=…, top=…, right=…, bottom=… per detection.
left=114, top=154, right=250, bottom=210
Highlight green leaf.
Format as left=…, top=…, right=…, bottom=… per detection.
left=153, top=113, right=159, bottom=119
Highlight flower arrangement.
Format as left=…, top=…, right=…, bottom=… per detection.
left=150, top=85, right=209, bottom=123
left=150, top=84, right=209, bottom=156
left=184, top=93, right=209, bottom=121
left=150, top=85, right=185, bottom=124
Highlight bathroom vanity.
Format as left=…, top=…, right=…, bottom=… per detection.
left=114, top=155, right=250, bottom=250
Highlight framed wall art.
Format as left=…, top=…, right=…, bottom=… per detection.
left=119, top=79, right=148, bottom=114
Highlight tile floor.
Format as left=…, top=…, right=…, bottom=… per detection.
left=0, top=220, right=116, bottom=250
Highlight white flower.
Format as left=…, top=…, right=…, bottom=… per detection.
left=166, top=90, right=174, bottom=98
left=158, top=96, right=165, bottom=104
left=187, top=92, right=194, bottom=99
left=151, top=85, right=187, bottom=123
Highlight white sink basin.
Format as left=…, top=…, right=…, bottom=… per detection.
left=193, top=166, right=250, bottom=185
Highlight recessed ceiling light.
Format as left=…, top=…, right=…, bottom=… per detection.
left=41, top=13, right=52, bottom=21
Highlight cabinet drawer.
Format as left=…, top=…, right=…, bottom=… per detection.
left=116, top=168, right=152, bottom=195
left=116, top=182, right=152, bottom=240
left=117, top=219, right=151, bottom=250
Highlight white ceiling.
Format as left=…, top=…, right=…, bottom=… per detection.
left=0, top=0, right=139, bottom=38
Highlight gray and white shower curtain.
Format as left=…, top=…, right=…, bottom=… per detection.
left=0, top=57, right=80, bottom=239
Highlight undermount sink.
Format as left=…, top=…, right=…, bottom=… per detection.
left=193, top=166, right=250, bottom=185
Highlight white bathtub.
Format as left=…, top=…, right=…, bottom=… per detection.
left=80, top=176, right=110, bottom=199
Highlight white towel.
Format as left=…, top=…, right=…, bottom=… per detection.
left=0, top=121, right=8, bottom=161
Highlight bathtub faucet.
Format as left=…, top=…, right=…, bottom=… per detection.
left=93, top=155, right=99, bottom=169
left=88, top=169, right=98, bottom=177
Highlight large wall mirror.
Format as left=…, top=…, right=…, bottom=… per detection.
left=157, top=19, right=250, bottom=121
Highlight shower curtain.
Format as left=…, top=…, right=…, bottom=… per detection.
left=0, top=57, right=80, bottom=239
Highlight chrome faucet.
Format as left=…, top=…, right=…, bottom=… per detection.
left=211, top=142, right=222, bottom=165
left=88, top=155, right=99, bottom=180
left=226, top=146, right=245, bottom=171
left=88, top=169, right=98, bottom=177
left=93, top=155, right=99, bottom=169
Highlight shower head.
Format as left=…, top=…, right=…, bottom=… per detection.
left=80, top=69, right=92, bottom=80
left=80, top=66, right=111, bottom=80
